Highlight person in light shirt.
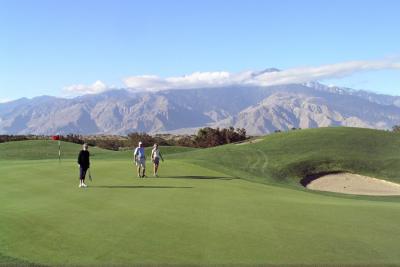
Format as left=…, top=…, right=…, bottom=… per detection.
left=151, top=143, right=164, bottom=177
left=134, top=141, right=146, bottom=178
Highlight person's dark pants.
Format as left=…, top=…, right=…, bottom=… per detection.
left=80, top=166, right=88, bottom=180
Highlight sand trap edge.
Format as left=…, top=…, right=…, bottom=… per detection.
left=301, top=172, right=400, bottom=196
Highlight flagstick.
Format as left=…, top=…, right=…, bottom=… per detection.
left=58, top=138, right=61, bottom=163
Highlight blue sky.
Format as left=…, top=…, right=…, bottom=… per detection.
left=1, top=0, right=399, bottom=101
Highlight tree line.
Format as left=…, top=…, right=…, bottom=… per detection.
left=0, top=127, right=248, bottom=150
left=0, top=135, right=47, bottom=143
left=61, top=127, right=248, bottom=150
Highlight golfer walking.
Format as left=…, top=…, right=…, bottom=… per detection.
left=134, top=141, right=146, bottom=178
left=151, top=143, right=164, bottom=177
left=77, top=143, right=90, bottom=188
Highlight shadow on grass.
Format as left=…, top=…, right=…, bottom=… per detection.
left=0, top=252, right=42, bottom=266
left=90, top=185, right=193, bottom=189
left=162, top=175, right=237, bottom=180
left=300, top=171, right=345, bottom=187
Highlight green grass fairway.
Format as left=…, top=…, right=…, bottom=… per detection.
left=1, top=127, right=400, bottom=266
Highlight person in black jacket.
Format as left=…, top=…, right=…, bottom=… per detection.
left=77, top=143, right=90, bottom=188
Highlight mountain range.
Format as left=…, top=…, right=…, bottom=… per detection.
left=1, top=78, right=400, bottom=135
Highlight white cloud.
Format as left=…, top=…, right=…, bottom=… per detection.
left=63, top=80, right=109, bottom=95
left=123, top=71, right=249, bottom=91
left=122, top=59, right=400, bottom=91
left=0, top=97, right=13, bottom=103
left=252, top=59, right=400, bottom=87
left=62, top=58, right=400, bottom=96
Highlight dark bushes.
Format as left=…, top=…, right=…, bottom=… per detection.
left=194, top=127, right=247, bottom=148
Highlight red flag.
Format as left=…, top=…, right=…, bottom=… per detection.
left=51, top=135, right=61, bottom=162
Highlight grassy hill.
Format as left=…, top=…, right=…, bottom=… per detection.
left=1, top=127, right=400, bottom=266
left=178, top=127, right=400, bottom=186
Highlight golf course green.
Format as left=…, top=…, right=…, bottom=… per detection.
left=1, top=127, right=400, bottom=266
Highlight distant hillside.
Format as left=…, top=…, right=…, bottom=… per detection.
left=1, top=82, right=400, bottom=135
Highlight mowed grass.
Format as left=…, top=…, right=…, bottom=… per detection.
left=180, top=127, right=400, bottom=186
left=1, top=127, right=400, bottom=266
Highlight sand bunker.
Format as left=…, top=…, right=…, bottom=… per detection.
left=305, top=173, right=400, bottom=196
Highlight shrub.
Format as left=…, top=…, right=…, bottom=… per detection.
left=194, top=127, right=247, bottom=148
left=127, top=132, right=156, bottom=147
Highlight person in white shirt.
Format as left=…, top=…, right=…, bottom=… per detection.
left=134, top=141, right=146, bottom=178
left=151, top=143, right=164, bottom=177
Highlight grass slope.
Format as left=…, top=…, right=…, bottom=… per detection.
left=1, top=127, right=400, bottom=266
left=179, top=127, right=400, bottom=186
